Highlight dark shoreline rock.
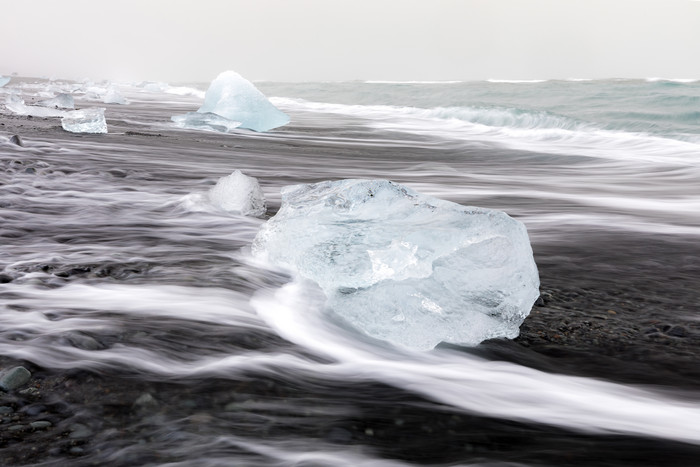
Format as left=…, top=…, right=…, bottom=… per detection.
left=0, top=367, right=32, bottom=392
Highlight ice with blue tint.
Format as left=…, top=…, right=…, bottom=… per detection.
left=172, top=71, right=289, bottom=132
left=61, top=108, right=107, bottom=134
left=252, top=179, right=540, bottom=350
left=0, top=76, right=10, bottom=87
left=38, top=93, right=75, bottom=109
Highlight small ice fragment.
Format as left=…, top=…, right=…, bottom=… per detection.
left=207, top=170, right=266, bottom=216
left=252, top=179, right=540, bottom=350
left=61, top=108, right=107, bottom=134
left=0, top=76, right=10, bottom=87
left=171, top=112, right=241, bottom=133
left=172, top=71, right=289, bottom=132
left=38, top=93, right=75, bottom=109
left=103, top=87, right=127, bottom=105
left=142, top=82, right=168, bottom=93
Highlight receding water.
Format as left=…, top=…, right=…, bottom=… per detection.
left=1, top=77, right=699, bottom=466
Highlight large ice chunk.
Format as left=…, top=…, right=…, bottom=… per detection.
left=5, top=95, right=67, bottom=117
left=61, top=108, right=107, bottom=134
left=38, top=93, right=75, bottom=109
left=252, top=179, right=540, bottom=350
left=181, top=170, right=267, bottom=217
left=0, top=76, right=10, bottom=87
left=172, top=71, right=289, bottom=132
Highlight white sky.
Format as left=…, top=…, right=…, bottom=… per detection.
left=2, top=0, right=700, bottom=82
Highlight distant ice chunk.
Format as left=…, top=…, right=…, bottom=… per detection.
left=252, top=179, right=540, bottom=350
left=61, top=108, right=107, bottom=134
left=5, top=95, right=67, bottom=117
left=38, top=93, right=75, bottom=109
left=0, top=76, right=10, bottom=87
left=103, top=87, right=127, bottom=105
left=172, top=112, right=241, bottom=133
left=182, top=170, right=266, bottom=217
left=172, top=71, right=289, bottom=132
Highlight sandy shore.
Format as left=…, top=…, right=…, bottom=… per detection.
left=1, top=112, right=700, bottom=465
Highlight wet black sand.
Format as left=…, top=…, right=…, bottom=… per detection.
left=1, top=112, right=700, bottom=465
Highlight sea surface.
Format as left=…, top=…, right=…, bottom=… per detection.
left=1, top=77, right=699, bottom=466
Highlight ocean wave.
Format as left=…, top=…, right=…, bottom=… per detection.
left=646, top=77, right=699, bottom=84
left=272, top=97, right=700, bottom=166
left=487, top=79, right=549, bottom=84
left=364, top=80, right=463, bottom=85
left=272, top=97, right=585, bottom=131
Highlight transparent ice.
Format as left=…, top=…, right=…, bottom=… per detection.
left=171, top=112, right=241, bottom=133
left=172, top=71, right=289, bottom=132
left=0, top=76, right=10, bottom=87
left=252, top=179, right=540, bottom=350
left=61, top=108, right=108, bottom=134
left=5, top=95, right=67, bottom=117
left=180, top=170, right=267, bottom=217
left=38, top=93, right=75, bottom=109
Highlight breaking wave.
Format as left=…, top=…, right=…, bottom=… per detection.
left=272, top=97, right=700, bottom=166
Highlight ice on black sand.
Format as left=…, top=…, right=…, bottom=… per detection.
left=172, top=70, right=289, bottom=132
left=61, top=108, right=108, bottom=134
left=253, top=179, right=540, bottom=350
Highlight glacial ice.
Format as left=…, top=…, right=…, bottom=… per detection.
left=208, top=170, right=266, bottom=216
left=5, top=95, right=67, bottom=117
left=172, top=71, right=289, bottom=132
left=61, top=108, right=108, bottom=134
left=38, top=93, right=75, bottom=109
left=252, top=179, right=540, bottom=350
left=103, top=87, right=127, bottom=105
left=0, top=76, right=10, bottom=87
left=180, top=170, right=267, bottom=217
left=171, top=112, right=241, bottom=133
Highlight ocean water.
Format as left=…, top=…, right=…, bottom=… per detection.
left=1, top=77, right=700, bottom=466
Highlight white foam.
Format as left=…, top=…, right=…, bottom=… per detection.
left=273, top=97, right=700, bottom=167
left=364, top=80, right=463, bottom=85
left=487, top=79, right=548, bottom=84
left=645, top=77, right=699, bottom=83
left=251, top=281, right=700, bottom=445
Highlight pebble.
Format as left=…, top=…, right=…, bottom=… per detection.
left=69, top=423, right=93, bottom=439
left=30, top=420, right=52, bottom=429
left=667, top=326, right=688, bottom=338
left=9, top=135, right=24, bottom=147
left=23, top=404, right=46, bottom=416
left=65, top=332, right=102, bottom=351
left=8, top=424, right=25, bottom=432
left=0, top=406, right=13, bottom=414
left=18, top=387, right=41, bottom=397
left=0, top=366, right=32, bottom=392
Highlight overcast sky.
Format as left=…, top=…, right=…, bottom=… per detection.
left=2, top=0, right=700, bottom=83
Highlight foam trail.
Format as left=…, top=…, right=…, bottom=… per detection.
left=272, top=98, right=700, bottom=167
left=103, top=434, right=419, bottom=467
left=251, top=281, right=700, bottom=445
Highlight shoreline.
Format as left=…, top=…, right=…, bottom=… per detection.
left=1, top=108, right=700, bottom=465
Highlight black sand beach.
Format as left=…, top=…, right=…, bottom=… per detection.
left=1, top=94, right=700, bottom=466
